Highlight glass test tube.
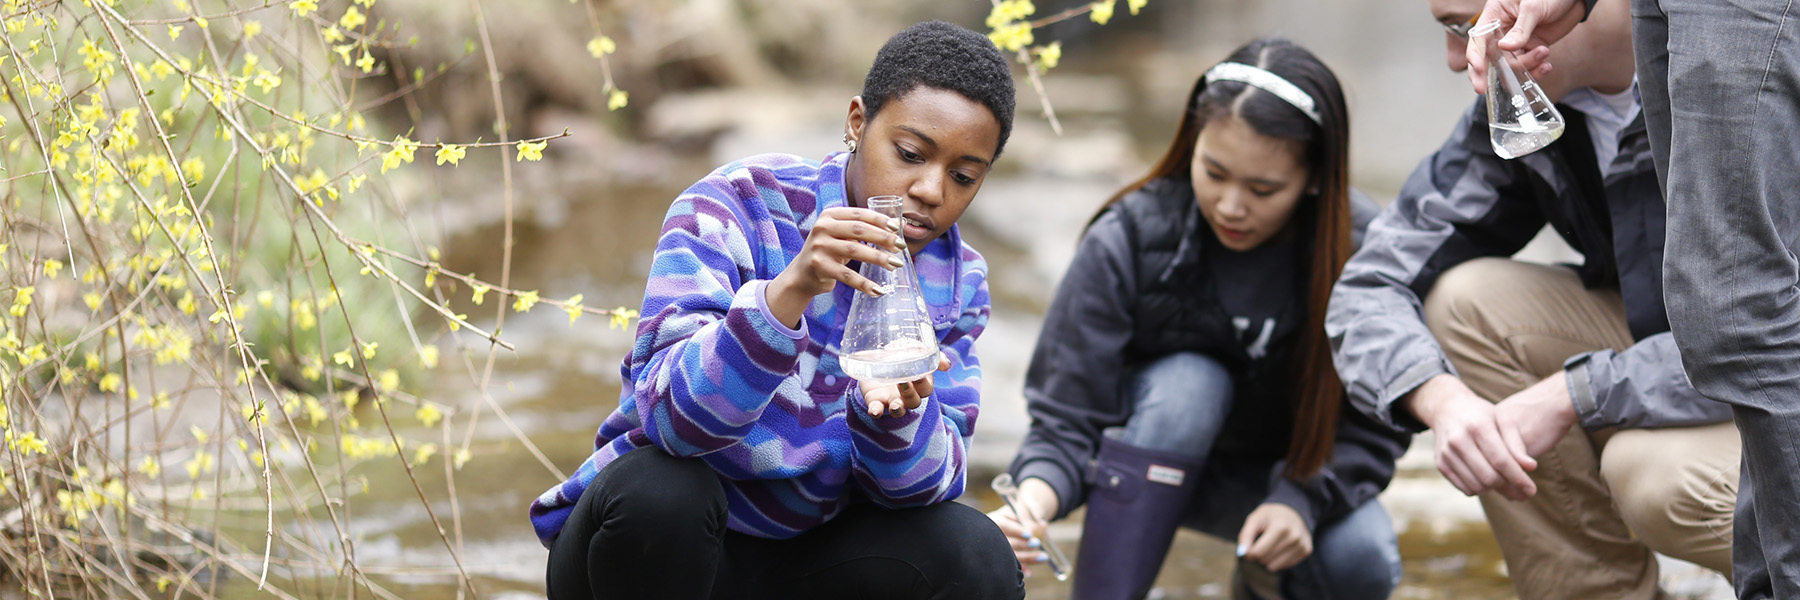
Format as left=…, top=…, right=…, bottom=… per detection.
left=991, top=473, right=1071, bottom=581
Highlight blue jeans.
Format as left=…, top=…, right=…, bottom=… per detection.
left=1636, top=0, right=1800, bottom=595
left=1117, top=352, right=1401, bottom=600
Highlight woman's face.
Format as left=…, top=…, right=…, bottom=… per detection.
left=1190, top=114, right=1311, bottom=252
left=844, top=86, right=1002, bottom=255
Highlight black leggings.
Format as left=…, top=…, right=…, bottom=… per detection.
left=545, top=448, right=1024, bottom=600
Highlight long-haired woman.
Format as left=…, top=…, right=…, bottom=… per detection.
left=990, top=37, right=1409, bottom=600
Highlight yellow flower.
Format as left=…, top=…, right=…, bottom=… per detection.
left=191, top=425, right=208, bottom=443
left=608, top=89, right=629, bottom=111
left=415, top=403, right=443, bottom=427
left=412, top=442, right=438, bottom=466
left=434, top=143, right=465, bottom=166
left=988, top=22, right=1033, bottom=53
left=381, top=137, right=418, bottom=173
left=167, top=25, right=182, bottom=39
left=563, top=294, right=584, bottom=325
left=515, top=140, right=546, bottom=162
left=9, top=431, right=47, bottom=455
left=339, top=6, right=366, bottom=29
left=1090, top=0, right=1116, bottom=25
left=470, top=283, right=490, bottom=305
left=333, top=347, right=354, bottom=367
left=323, top=26, right=345, bottom=43
left=512, top=289, right=540, bottom=313
left=10, top=286, right=34, bottom=317
left=587, top=36, right=617, bottom=58
left=99, top=373, right=122, bottom=392
left=292, top=0, right=317, bottom=16
left=42, top=259, right=63, bottom=279
left=986, top=0, right=1037, bottom=28
left=252, top=70, right=281, bottom=95
left=378, top=369, right=399, bottom=391
left=418, top=345, right=440, bottom=369
left=453, top=447, right=472, bottom=470
left=152, top=392, right=170, bottom=410
left=193, top=16, right=208, bottom=29
left=1128, top=0, right=1146, bottom=15
left=137, top=456, right=161, bottom=478
left=1036, top=41, right=1062, bottom=70
left=357, top=51, right=376, bottom=74
left=360, top=341, right=378, bottom=359
left=184, top=450, right=214, bottom=478
left=243, top=20, right=262, bottom=38
left=609, top=307, right=639, bottom=330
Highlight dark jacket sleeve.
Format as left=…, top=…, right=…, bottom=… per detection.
left=1008, top=208, right=1140, bottom=520
left=1264, top=407, right=1412, bottom=532
left=1327, top=100, right=1548, bottom=431
left=1265, top=190, right=1412, bottom=531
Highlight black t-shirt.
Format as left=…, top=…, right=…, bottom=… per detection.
left=1205, top=230, right=1297, bottom=361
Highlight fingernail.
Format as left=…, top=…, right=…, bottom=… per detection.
left=887, top=255, right=905, bottom=268
left=1036, top=552, right=1050, bottom=563
left=893, top=235, right=905, bottom=247
left=1027, top=537, right=1041, bottom=549
left=1022, top=530, right=1036, bottom=540
left=1236, top=544, right=1247, bottom=557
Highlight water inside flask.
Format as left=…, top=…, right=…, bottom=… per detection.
left=838, top=196, right=940, bottom=385
left=1474, top=19, right=1566, bottom=159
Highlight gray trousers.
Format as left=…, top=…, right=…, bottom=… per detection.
left=1637, top=0, right=1800, bottom=596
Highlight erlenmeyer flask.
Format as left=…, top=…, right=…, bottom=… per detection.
left=839, top=196, right=940, bottom=385
left=1473, top=19, right=1566, bottom=159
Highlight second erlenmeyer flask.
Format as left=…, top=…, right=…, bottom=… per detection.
left=1473, top=19, right=1565, bottom=159
left=839, top=195, right=940, bottom=385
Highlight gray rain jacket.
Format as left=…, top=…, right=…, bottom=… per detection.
left=1328, top=97, right=1731, bottom=432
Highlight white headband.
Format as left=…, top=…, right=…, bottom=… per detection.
left=1203, top=62, right=1323, bottom=125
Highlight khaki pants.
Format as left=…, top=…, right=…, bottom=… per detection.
left=1424, top=258, right=1737, bottom=599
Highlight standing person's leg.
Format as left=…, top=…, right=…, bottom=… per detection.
left=1424, top=258, right=1658, bottom=598
left=545, top=448, right=730, bottom=600
left=1071, top=352, right=1235, bottom=600
left=718, top=501, right=1023, bottom=600
left=1652, top=0, right=1800, bottom=595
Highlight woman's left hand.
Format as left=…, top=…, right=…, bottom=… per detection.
left=860, top=353, right=950, bottom=418
left=1236, top=503, right=1313, bottom=571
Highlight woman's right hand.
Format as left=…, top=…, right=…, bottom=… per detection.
left=766, top=206, right=906, bottom=326
left=984, top=477, right=1060, bottom=576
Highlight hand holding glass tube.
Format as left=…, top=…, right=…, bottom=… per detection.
left=991, top=473, right=1071, bottom=581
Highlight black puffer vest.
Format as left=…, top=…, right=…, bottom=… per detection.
left=1106, top=177, right=1375, bottom=457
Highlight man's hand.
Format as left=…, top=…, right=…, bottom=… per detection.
left=1467, top=0, right=1589, bottom=94
left=1494, top=370, right=1579, bottom=461
left=1407, top=374, right=1537, bottom=499
left=861, top=352, right=950, bottom=418
left=1237, top=503, right=1313, bottom=572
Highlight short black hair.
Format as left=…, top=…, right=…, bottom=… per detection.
left=860, top=20, right=1016, bottom=158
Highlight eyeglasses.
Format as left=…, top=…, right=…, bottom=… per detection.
left=1441, top=13, right=1482, bottom=39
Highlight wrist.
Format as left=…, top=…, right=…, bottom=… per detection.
left=1019, top=477, right=1060, bottom=522
left=765, top=272, right=814, bottom=328
left=1405, top=374, right=1456, bottom=428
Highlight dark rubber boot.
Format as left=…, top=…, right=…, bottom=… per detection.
left=1069, top=437, right=1205, bottom=600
